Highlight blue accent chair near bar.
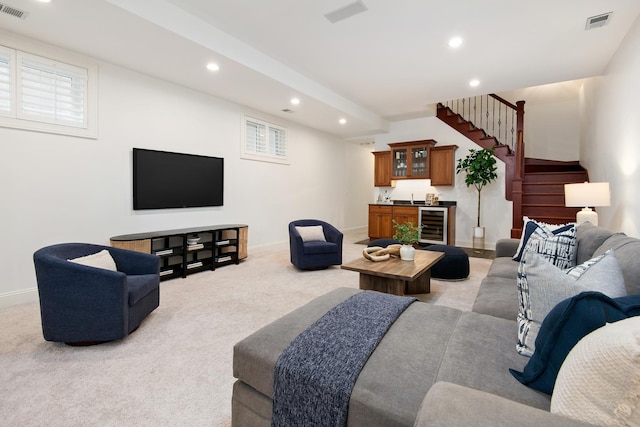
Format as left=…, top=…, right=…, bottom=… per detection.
left=289, top=219, right=343, bottom=270
left=33, top=243, right=160, bottom=345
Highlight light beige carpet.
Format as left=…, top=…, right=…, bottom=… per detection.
left=0, top=228, right=490, bottom=426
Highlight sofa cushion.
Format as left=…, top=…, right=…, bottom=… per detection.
left=593, top=232, right=640, bottom=295
left=513, top=217, right=576, bottom=268
left=302, top=241, right=338, bottom=255
left=551, top=316, right=640, bottom=426
left=486, top=257, right=519, bottom=280
left=472, top=276, right=519, bottom=321
left=575, top=222, right=613, bottom=264
left=416, top=382, right=587, bottom=427
left=510, top=292, right=640, bottom=395
left=435, top=311, right=550, bottom=411
left=495, top=238, right=520, bottom=258
left=516, top=250, right=626, bottom=356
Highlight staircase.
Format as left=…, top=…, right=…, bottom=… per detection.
left=436, top=98, right=588, bottom=238
left=519, top=158, right=587, bottom=225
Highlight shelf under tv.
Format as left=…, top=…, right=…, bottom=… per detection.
left=110, top=224, right=248, bottom=280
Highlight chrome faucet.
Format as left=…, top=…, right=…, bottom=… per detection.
left=411, top=193, right=414, bottom=204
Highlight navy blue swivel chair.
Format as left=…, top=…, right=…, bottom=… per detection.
left=289, top=219, right=343, bottom=270
left=33, top=243, right=160, bottom=345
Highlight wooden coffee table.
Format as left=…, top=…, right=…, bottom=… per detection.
left=341, top=250, right=445, bottom=296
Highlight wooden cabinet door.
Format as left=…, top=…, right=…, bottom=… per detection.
left=373, top=151, right=391, bottom=187
left=392, top=206, right=419, bottom=228
left=429, top=145, right=457, bottom=186
left=368, top=205, right=393, bottom=239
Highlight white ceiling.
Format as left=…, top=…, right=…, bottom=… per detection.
left=1, top=0, right=639, bottom=139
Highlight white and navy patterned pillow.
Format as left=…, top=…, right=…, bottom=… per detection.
left=513, top=217, right=576, bottom=263
left=522, top=225, right=577, bottom=270
left=516, top=249, right=626, bottom=357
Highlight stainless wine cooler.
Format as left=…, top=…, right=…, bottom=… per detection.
left=418, top=207, right=449, bottom=245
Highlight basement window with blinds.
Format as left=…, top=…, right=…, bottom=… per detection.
left=0, top=44, right=97, bottom=138
left=241, top=115, right=288, bottom=164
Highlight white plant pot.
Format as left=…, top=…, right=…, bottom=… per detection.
left=473, top=226, right=485, bottom=253
left=400, top=244, right=416, bottom=261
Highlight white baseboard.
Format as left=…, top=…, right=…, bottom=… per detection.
left=0, top=288, right=38, bottom=309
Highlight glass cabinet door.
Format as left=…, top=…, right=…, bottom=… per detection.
left=389, top=140, right=436, bottom=179
left=411, top=146, right=428, bottom=177
left=392, top=149, right=407, bottom=177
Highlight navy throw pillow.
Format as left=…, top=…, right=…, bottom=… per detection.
left=510, top=291, right=640, bottom=395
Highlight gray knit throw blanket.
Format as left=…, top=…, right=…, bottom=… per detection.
left=272, top=291, right=417, bottom=427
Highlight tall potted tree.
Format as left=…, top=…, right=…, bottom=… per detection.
left=456, top=148, right=498, bottom=252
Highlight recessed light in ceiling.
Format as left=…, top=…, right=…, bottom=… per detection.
left=469, top=79, right=480, bottom=87
left=325, top=1, right=368, bottom=24
left=339, top=118, right=347, bottom=125
left=206, top=63, right=220, bottom=72
left=290, top=98, right=300, bottom=105
left=448, top=37, right=463, bottom=48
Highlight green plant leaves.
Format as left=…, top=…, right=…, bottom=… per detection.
left=392, top=220, right=422, bottom=245
left=455, top=148, right=498, bottom=191
left=455, top=148, right=498, bottom=227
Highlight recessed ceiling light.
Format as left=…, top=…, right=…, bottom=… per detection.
left=339, top=118, right=347, bottom=125
left=448, top=37, right=463, bottom=48
left=469, top=79, right=480, bottom=87
left=290, top=98, right=300, bottom=105
left=206, top=63, right=220, bottom=72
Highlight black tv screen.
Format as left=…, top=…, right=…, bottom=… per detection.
left=133, top=148, right=224, bottom=210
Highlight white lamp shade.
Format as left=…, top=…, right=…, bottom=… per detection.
left=564, top=182, right=610, bottom=226
left=564, top=182, right=610, bottom=208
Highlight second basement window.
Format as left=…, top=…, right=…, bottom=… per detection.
left=242, top=116, right=288, bottom=164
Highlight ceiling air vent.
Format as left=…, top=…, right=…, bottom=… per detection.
left=585, top=12, right=612, bottom=30
left=0, top=3, right=28, bottom=20
left=281, top=109, right=295, bottom=113
left=325, top=1, right=368, bottom=24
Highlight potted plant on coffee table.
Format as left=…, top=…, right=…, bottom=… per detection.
left=455, top=147, right=498, bottom=253
left=392, top=220, right=422, bottom=261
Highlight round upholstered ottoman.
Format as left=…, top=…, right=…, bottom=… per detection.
left=423, top=244, right=469, bottom=280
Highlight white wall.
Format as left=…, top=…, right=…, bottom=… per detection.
left=0, top=46, right=373, bottom=307
left=373, top=117, right=513, bottom=250
left=499, top=81, right=584, bottom=162
left=580, top=15, right=640, bottom=236
left=523, top=97, right=581, bottom=161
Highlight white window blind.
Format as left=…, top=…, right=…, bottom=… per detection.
left=0, top=46, right=14, bottom=117
left=270, top=126, right=287, bottom=157
left=0, top=42, right=97, bottom=138
left=17, top=52, right=87, bottom=128
left=242, top=116, right=288, bottom=164
left=245, top=119, right=267, bottom=154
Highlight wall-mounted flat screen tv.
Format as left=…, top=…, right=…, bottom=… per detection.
left=133, top=148, right=224, bottom=210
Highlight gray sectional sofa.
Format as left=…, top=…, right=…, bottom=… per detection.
left=232, top=223, right=640, bottom=426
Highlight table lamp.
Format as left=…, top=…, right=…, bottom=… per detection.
left=564, top=182, right=610, bottom=226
